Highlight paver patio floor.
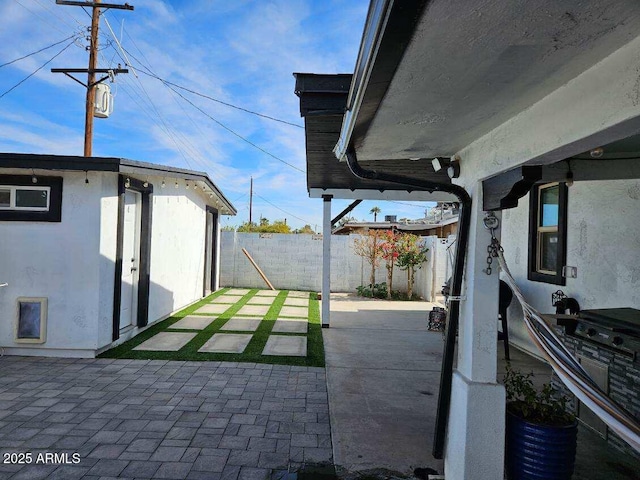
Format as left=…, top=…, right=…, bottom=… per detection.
left=0, top=357, right=330, bottom=480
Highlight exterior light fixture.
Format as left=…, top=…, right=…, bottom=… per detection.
left=566, top=160, right=574, bottom=187
left=143, top=181, right=149, bottom=188
left=447, top=156, right=461, bottom=179
left=186, top=182, right=190, bottom=189
left=432, top=157, right=444, bottom=172
left=175, top=181, right=179, bottom=189
left=161, top=180, right=166, bottom=188
left=590, top=147, right=604, bottom=158
left=84, top=171, right=89, bottom=185
left=31, top=168, right=38, bottom=183
left=124, top=178, right=131, bottom=188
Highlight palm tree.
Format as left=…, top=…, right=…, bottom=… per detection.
left=370, top=206, right=381, bottom=222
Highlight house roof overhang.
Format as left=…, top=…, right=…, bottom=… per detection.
left=333, top=0, right=640, bottom=166
left=0, top=152, right=237, bottom=215
left=294, top=72, right=457, bottom=202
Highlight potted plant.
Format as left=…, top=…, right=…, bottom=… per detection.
left=503, top=366, right=578, bottom=480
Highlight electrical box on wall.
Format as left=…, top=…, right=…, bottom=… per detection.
left=563, top=266, right=578, bottom=278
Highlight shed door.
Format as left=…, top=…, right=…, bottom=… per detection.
left=120, top=190, right=141, bottom=330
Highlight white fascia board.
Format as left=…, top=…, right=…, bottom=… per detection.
left=309, top=188, right=458, bottom=202
left=333, top=0, right=392, bottom=162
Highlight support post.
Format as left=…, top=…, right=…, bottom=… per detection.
left=445, top=183, right=505, bottom=480
left=322, top=195, right=332, bottom=328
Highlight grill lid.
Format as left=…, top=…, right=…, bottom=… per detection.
left=578, top=308, right=640, bottom=334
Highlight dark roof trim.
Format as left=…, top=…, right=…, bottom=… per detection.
left=334, top=0, right=429, bottom=160
left=0, top=152, right=236, bottom=214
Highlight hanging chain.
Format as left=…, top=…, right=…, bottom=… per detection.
left=483, top=212, right=503, bottom=275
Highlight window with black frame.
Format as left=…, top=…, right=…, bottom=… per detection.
left=528, top=182, right=568, bottom=285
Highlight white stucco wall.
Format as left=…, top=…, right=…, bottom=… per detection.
left=219, top=232, right=444, bottom=299
left=146, top=175, right=210, bottom=324
left=0, top=170, right=103, bottom=356
left=0, top=169, right=227, bottom=356
left=500, top=179, right=640, bottom=356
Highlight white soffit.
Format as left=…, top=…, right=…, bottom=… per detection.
left=355, top=0, right=640, bottom=161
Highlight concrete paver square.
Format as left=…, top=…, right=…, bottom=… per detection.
left=220, top=317, right=262, bottom=332
left=226, top=289, right=250, bottom=295
left=168, top=315, right=216, bottom=330
left=198, top=333, right=253, bottom=353
left=247, top=296, right=275, bottom=305
left=279, top=306, right=308, bottom=318
left=134, top=332, right=197, bottom=351
left=272, top=319, right=308, bottom=333
left=194, top=303, right=231, bottom=315
left=288, top=291, right=311, bottom=298
left=263, top=335, right=307, bottom=356
left=284, top=297, right=309, bottom=307
left=254, top=290, right=280, bottom=297
left=236, top=305, right=270, bottom=316
left=210, top=295, right=241, bottom=304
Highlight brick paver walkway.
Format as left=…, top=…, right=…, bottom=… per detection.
left=0, top=357, right=330, bottom=480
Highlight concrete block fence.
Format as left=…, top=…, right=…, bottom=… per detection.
left=219, top=232, right=455, bottom=300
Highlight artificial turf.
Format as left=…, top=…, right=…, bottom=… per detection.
left=99, top=288, right=325, bottom=367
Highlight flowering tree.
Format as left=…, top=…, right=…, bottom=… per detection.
left=396, top=234, right=429, bottom=299
left=352, top=229, right=384, bottom=289
left=380, top=230, right=401, bottom=299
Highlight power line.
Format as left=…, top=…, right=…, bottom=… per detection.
left=137, top=70, right=303, bottom=129
left=0, top=40, right=76, bottom=100
left=103, top=22, right=306, bottom=174
left=14, top=0, right=72, bottom=36
left=162, top=80, right=305, bottom=173
left=0, top=34, right=79, bottom=68
left=254, top=193, right=313, bottom=225
left=115, top=43, right=302, bottom=129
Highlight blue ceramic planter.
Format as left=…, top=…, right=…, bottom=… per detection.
left=506, top=410, right=578, bottom=480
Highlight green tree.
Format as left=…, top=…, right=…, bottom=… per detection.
left=396, top=234, right=429, bottom=299
left=370, top=206, right=381, bottom=222
left=236, top=219, right=291, bottom=234
left=295, top=224, right=316, bottom=234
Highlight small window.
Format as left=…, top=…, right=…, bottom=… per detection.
left=0, top=186, right=51, bottom=211
left=16, top=297, right=47, bottom=343
left=528, top=182, right=568, bottom=285
left=0, top=175, right=62, bottom=222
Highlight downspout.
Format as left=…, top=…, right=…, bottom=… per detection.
left=345, top=149, right=471, bottom=460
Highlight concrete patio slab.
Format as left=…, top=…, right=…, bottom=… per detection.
left=226, top=288, right=250, bottom=295
left=272, top=319, right=308, bottom=333
left=254, top=290, right=280, bottom=297
left=198, top=333, right=253, bottom=353
left=279, top=306, right=308, bottom=318
left=263, top=335, right=307, bottom=356
left=133, top=332, right=197, bottom=351
left=288, top=291, right=311, bottom=298
left=167, top=315, right=216, bottom=330
left=220, top=317, right=262, bottom=332
left=236, top=305, right=270, bottom=316
left=246, top=296, right=275, bottom=305
left=194, top=303, right=232, bottom=315
left=210, top=295, right=241, bottom=304
left=283, top=297, right=309, bottom=307
left=323, top=294, right=443, bottom=474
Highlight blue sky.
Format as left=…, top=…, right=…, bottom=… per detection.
left=0, top=0, right=432, bottom=230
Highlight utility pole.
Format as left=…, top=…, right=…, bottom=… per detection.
left=52, top=0, right=134, bottom=157
left=84, top=1, right=101, bottom=157
left=249, top=176, right=253, bottom=230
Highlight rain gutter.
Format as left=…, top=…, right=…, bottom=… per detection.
left=345, top=149, right=471, bottom=460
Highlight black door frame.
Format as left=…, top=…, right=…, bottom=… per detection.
left=203, top=206, right=219, bottom=296
left=112, top=176, right=153, bottom=341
